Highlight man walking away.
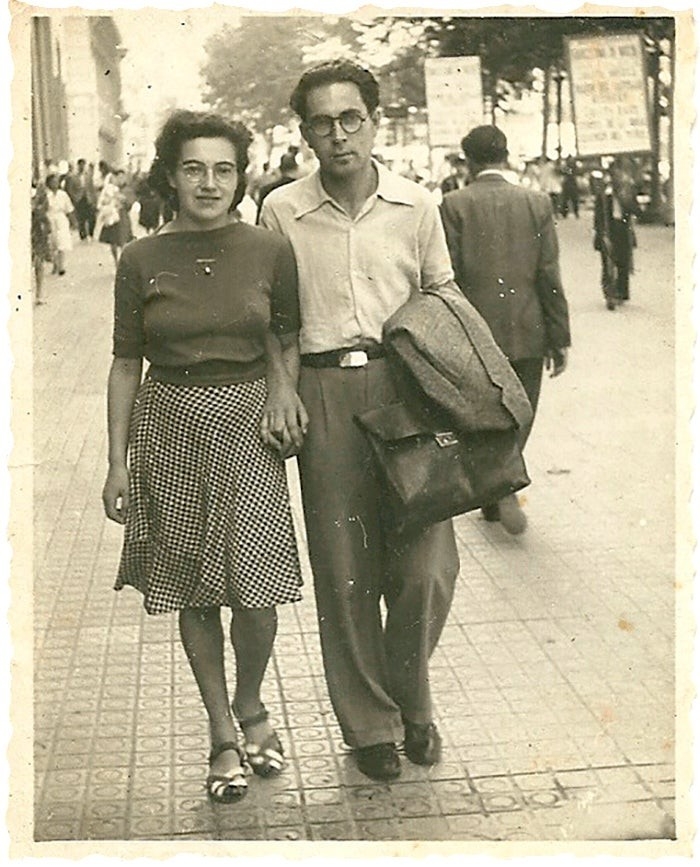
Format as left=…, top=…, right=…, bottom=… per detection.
left=441, top=125, right=571, bottom=534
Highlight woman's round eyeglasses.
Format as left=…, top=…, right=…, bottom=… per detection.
left=306, top=110, right=368, bottom=137
left=179, top=161, right=237, bottom=184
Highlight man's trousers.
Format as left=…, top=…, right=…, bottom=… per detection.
left=298, top=359, right=459, bottom=749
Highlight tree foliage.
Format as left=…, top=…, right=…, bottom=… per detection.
left=201, top=16, right=358, bottom=129
left=201, top=15, right=675, bottom=130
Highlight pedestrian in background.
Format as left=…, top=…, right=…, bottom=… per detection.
left=31, top=182, right=52, bottom=304
left=135, top=174, right=161, bottom=234
left=261, top=59, right=459, bottom=782
left=256, top=152, right=298, bottom=223
left=65, top=158, right=94, bottom=240
left=593, top=158, right=640, bottom=310
left=539, top=157, right=562, bottom=215
left=441, top=125, right=571, bottom=534
left=102, top=109, right=306, bottom=804
left=96, top=168, right=132, bottom=265
left=560, top=156, right=580, bottom=219
left=45, top=172, right=74, bottom=276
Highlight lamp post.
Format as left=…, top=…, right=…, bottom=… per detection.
left=552, top=66, right=565, bottom=165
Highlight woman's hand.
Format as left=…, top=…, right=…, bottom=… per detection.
left=102, top=463, right=130, bottom=524
left=260, top=384, right=309, bottom=460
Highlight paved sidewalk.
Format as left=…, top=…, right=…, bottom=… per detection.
left=31, top=212, right=680, bottom=844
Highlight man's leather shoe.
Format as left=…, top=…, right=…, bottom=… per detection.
left=355, top=743, right=401, bottom=780
left=403, top=721, right=442, bottom=766
left=481, top=503, right=500, bottom=522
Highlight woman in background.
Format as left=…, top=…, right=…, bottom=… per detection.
left=45, top=173, right=74, bottom=276
left=31, top=182, right=52, bottom=304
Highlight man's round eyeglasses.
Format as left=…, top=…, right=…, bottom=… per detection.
left=306, top=110, right=368, bottom=137
left=180, top=162, right=237, bottom=184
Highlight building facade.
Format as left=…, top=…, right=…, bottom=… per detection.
left=31, top=15, right=126, bottom=178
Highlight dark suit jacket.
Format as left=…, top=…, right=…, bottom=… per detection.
left=441, top=173, right=570, bottom=361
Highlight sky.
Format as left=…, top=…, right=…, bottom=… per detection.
left=115, top=10, right=224, bottom=113
left=113, top=8, right=248, bottom=164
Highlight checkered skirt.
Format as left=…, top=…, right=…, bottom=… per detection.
left=115, top=377, right=302, bottom=614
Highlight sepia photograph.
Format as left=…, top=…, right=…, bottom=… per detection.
left=8, top=0, right=694, bottom=855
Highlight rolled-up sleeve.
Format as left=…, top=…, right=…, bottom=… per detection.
left=112, top=247, right=145, bottom=358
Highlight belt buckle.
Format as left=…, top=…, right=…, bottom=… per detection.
left=339, top=349, right=369, bottom=368
left=435, top=431, right=459, bottom=448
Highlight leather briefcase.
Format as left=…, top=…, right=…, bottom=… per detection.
left=355, top=400, right=530, bottom=533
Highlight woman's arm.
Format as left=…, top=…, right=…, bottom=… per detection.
left=260, top=331, right=308, bottom=459
left=102, top=356, right=142, bottom=523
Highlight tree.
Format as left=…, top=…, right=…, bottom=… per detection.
left=201, top=17, right=358, bottom=130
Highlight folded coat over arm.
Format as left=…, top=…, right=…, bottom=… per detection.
left=383, top=283, right=533, bottom=433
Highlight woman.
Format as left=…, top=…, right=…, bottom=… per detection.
left=96, top=168, right=132, bottom=264
left=102, top=110, right=308, bottom=803
left=45, top=173, right=74, bottom=276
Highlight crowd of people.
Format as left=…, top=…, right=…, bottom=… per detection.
left=33, top=127, right=646, bottom=314
left=30, top=158, right=173, bottom=303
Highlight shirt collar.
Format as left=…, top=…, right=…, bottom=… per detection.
left=475, top=169, right=509, bottom=181
left=293, top=159, right=414, bottom=219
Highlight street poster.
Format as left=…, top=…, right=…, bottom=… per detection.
left=424, top=56, right=483, bottom=149
left=566, top=31, right=652, bottom=156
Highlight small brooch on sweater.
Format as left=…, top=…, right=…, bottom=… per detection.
left=194, top=258, right=216, bottom=277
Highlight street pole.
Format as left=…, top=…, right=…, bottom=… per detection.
left=649, top=41, right=662, bottom=219
left=555, top=68, right=563, bottom=164
left=542, top=66, right=550, bottom=159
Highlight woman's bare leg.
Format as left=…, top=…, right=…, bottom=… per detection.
left=178, top=607, right=241, bottom=776
left=230, top=606, right=278, bottom=745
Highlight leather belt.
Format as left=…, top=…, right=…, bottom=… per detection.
left=301, top=344, right=384, bottom=369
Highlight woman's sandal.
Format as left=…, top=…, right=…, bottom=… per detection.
left=233, top=704, right=285, bottom=777
left=206, top=741, right=249, bottom=803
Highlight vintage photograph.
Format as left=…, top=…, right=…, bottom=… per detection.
left=12, top=1, right=691, bottom=853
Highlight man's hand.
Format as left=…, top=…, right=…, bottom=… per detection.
left=545, top=347, right=568, bottom=378
left=102, top=463, right=130, bottom=524
left=260, top=385, right=309, bottom=459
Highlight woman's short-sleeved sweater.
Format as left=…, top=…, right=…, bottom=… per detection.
left=113, top=221, right=300, bottom=385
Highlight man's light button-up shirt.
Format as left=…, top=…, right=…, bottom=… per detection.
left=260, top=162, right=455, bottom=355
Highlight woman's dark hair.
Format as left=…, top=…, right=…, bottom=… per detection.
left=290, top=59, right=380, bottom=121
left=147, top=110, right=252, bottom=212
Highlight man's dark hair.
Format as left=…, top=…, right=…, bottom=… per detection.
left=147, top=109, right=252, bottom=212
left=290, top=59, right=380, bottom=121
left=279, top=153, right=297, bottom=175
left=461, top=125, right=508, bottom=166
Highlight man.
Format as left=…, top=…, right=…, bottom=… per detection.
left=593, top=159, right=640, bottom=310
left=255, top=152, right=298, bottom=223
left=260, top=60, right=459, bottom=781
left=440, top=153, right=469, bottom=196
left=560, top=156, right=580, bottom=219
left=64, top=158, right=93, bottom=240
left=441, top=125, right=571, bottom=534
